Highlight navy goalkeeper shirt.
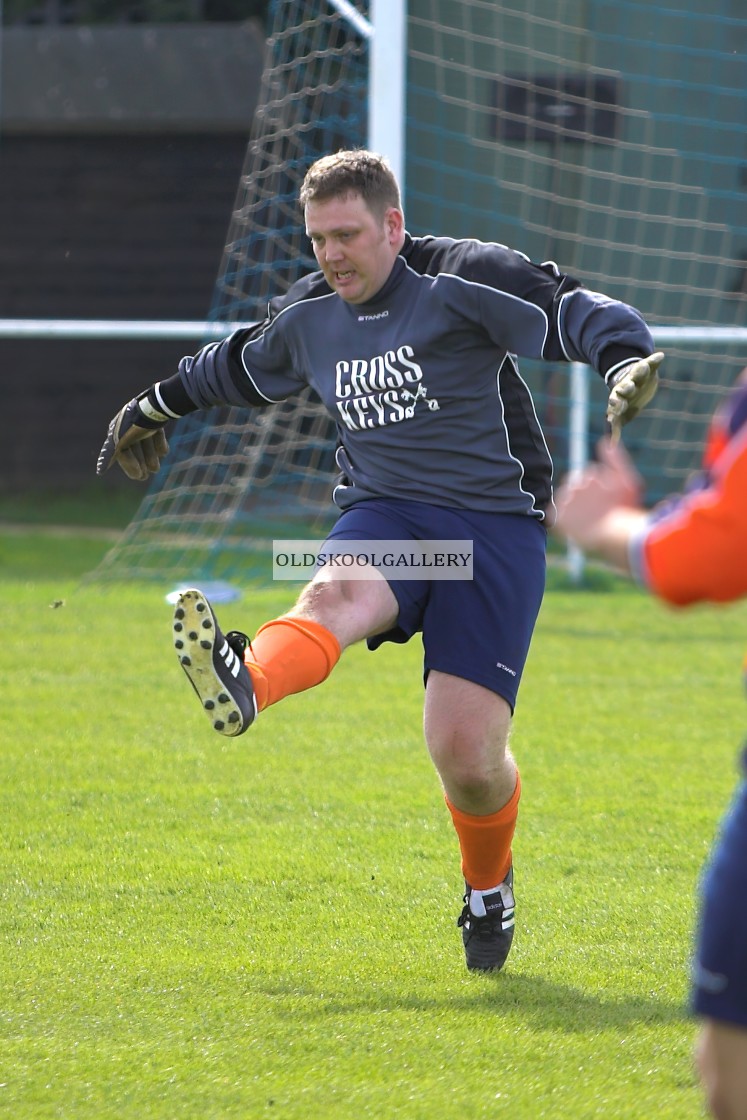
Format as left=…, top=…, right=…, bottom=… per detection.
left=173, top=232, right=654, bottom=520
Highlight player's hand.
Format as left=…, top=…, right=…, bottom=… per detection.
left=553, top=437, right=644, bottom=552
left=97, top=397, right=170, bottom=481
left=606, top=351, right=664, bottom=439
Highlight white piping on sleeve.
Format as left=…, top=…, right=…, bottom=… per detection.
left=153, top=382, right=184, bottom=419
left=628, top=518, right=653, bottom=588
left=238, top=289, right=338, bottom=404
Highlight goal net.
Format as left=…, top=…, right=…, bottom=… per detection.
left=93, top=0, right=747, bottom=586
left=94, top=0, right=368, bottom=585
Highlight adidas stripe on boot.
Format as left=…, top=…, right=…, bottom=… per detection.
left=457, top=865, right=515, bottom=972
left=172, top=588, right=257, bottom=736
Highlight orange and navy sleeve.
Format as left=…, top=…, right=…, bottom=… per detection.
left=630, top=382, right=747, bottom=607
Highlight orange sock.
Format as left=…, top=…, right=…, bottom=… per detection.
left=445, top=773, right=521, bottom=890
left=244, top=616, right=341, bottom=711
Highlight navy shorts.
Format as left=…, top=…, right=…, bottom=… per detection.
left=692, top=748, right=747, bottom=1028
left=324, top=497, right=546, bottom=710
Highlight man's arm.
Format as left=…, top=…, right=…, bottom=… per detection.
left=97, top=308, right=305, bottom=480
left=415, top=236, right=664, bottom=428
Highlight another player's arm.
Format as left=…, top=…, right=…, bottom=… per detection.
left=553, top=438, right=647, bottom=570
left=555, top=427, right=747, bottom=605
left=634, top=442, right=747, bottom=606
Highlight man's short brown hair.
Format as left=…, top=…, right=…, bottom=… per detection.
left=299, top=149, right=402, bottom=218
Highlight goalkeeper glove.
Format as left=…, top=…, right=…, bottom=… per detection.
left=97, top=393, right=170, bottom=481
left=606, top=351, right=664, bottom=437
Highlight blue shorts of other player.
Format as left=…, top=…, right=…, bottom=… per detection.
left=692, top=745, right=747, bottom=1030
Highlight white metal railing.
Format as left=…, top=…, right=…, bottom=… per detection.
left=2, top=320, right=745, bottom=344
left=0, top=319, right=231, bottom=340
left=3, top=318, right=746, bottom=580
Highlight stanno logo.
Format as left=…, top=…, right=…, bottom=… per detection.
left=358, top=310, right=389, bottom=321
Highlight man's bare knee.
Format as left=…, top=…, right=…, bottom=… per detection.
left=290, top=571, right=398, bottom=649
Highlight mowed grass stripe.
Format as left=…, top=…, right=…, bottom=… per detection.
left=0, top=537, right=743, bottom=1117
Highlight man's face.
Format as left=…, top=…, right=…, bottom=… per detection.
left=305, top=192, right=404, bottom=304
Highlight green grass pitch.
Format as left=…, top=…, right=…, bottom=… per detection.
left=1, top=527, right=744, bottom=1118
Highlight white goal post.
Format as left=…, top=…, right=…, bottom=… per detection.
left=326, top=0, right=407, bottom=191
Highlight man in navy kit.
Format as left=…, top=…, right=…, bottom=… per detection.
left=98, top=149, right=663, bottom=972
